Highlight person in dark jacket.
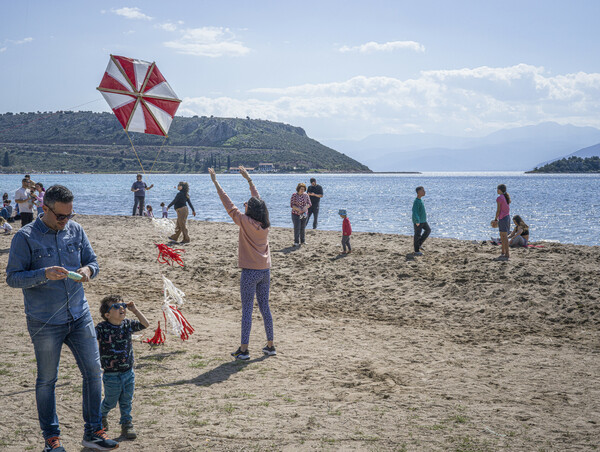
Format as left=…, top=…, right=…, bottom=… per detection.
left=167, top=181, right=196, bottom=243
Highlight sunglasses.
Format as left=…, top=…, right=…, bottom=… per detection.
left=109, top=302, right=127, bottom=310
left=45, top=204, right=76, bottom=221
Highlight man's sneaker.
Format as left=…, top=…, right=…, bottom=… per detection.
left=121, top=422, right=137, bottom=440
left=81, top=429, right=119, bottom=450
left=231, top=347, right=250, bottom=360
left=262, top=345, right=277, bottom=356
left=43, top=436, right=66, bottom=452
left=102, top=416, right=109, bottom=431
left=293, top=242, right=300, bottom=247
left=414, top=251, right=423, bottom=256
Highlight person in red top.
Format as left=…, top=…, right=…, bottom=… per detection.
left=339, top=209, right=352, bottom=254
left=208, top=166, right=276, bottom=361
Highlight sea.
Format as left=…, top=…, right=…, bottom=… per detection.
left=2, top=172, right=599, bottom=246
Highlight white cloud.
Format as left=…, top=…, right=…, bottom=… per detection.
left=164, top=27, right=250, bottom=57
left=339, top=40, right=425, bottom=54
left=179, top=64, right=600, bottom=139
left=157, top=22, right=178, bottom=32
left=111, top=7, right=152, bottom=21
left=13, top=37, right=33, bottom=45
left=0, top=47, right=6, bottom=53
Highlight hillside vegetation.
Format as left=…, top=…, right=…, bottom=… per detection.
left=0, top=111, right=369, bottom=173
left=528, top=156, right=600, bottom=173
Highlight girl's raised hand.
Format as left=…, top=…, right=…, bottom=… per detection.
left=208, top=167, right=217, bottom=182
left=239, top=166, right=250, bottom=180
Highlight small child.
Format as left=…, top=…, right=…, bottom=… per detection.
left=96, top=295, right=149, bottom=439
left=339, top=209, right=352, bottom=254
left=144, top=205, right=154, bottom=218
left=0, top=217, right=12, bottom=234
left=160, top=202, right=168, bottom=218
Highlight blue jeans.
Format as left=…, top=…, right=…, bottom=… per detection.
left=101, top=368, right=135, bottom=424
left=26, top=311, right=102, bottom=439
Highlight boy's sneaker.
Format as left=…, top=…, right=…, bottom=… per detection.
left=262, top=345, right=277, bottom=356
left=81, top=429, right=119, bottom=450
left=231, top=347, right=250, bottom=360
left=121, top=422, right=137, bottom=440
left=414, top=251, right=423, bottom=256
left=43, top=436, right=66, bottom=452
left=102, top=416, right=108, bottom=431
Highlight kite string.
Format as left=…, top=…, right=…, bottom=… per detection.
left=125, top=130, right=146, bottom=175
left=148, top=135, right=168, bottom=174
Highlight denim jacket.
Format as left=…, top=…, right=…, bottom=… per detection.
left=6, top=217, right=99, bottom=324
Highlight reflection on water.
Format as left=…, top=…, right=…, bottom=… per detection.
left=2, top=172, right=599, bottom=246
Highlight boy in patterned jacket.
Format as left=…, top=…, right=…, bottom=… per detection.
left=96, top=295, right=149, bottom=439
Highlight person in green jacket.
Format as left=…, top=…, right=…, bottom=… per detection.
left=412, top=186, right=430, bottom=256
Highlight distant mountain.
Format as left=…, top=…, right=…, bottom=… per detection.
left=0, top=111, right=370, bottom=173
left=567, top=143, right=600, bottom=158
left=529, top=156, right=600, bottom=173
left=323, top=122, right=600, bottom=172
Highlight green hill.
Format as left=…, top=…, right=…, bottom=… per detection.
left=528, top=156, right=600, bottom=173
left=0, top=111, right=370, bottom=173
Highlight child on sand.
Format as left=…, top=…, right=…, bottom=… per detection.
left=0, top=217, right=12, bottom=234
left=339, top=209, right=352, bottom=254
left=144, top=205, right=154, bottom=218
left=160, top=202, right=168, bottom=218
left=96, top=295, right=149, bottom=439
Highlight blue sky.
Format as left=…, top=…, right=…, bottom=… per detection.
left=1, top=0, right=599, bottom=141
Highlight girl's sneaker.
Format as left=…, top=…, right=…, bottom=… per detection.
left=231, top=347, right=250, bottom=360
left=262, top=345, right=277, bottom=356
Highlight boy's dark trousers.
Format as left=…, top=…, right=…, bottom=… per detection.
left=413, top=222, right=431, bottom=252
left=307, top=205, right=319, bottom=229
left=342, top=235, right=351, bottom=252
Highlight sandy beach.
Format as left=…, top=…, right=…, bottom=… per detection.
left=0, top=215, right=599, bottom=451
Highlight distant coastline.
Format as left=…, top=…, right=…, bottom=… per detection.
left=526, top=156, right=600, bottom=173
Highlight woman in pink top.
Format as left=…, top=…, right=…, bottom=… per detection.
left=290, top=183, right=311, bottom=246
left=493, top=184, right=511, bottom=261
left=208, top=166, right=276, bottom=361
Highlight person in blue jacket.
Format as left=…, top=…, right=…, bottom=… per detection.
left=412, top=186, right=430, bottom=256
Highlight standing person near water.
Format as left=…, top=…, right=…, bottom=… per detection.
left=167, top=181, right=196, bottom=244
left=494, top=184, right=511, bottom=260
left=208, top=166, right=276, bottom=360
left=131, top=174, right=154, bottom=216
left=412, top=186, right=430, bottom=256
left=306, top=178, right=323, bottom=229
left=290, top=183, right=311, bottom=246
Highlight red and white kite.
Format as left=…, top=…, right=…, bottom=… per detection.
left=97, top=55, right=181, bottom=137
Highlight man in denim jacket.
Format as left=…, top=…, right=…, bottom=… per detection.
left=6, top=185, right=117, bottom=452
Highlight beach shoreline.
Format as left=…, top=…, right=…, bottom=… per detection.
left=0, top=215, right=598, bottom=451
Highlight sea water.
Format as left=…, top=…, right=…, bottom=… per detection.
left=2, top=172, right=599, bottom=246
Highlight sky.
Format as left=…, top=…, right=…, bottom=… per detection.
left=1, top=0, right=600, bottom=142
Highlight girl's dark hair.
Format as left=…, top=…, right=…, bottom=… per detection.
left=497, top=184, right=511, bottom=204
left=35, top=182, right=44, bottom=191
left=513, top=215, right=528, bottom=229
left=178, top=181, right=190, bottom=199
left=246, top=196, right=270, bottom=229
left=100, top=294, right=123, bottom=319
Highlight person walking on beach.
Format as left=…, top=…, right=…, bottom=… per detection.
left=34, top=182, right=45, bottom=216
left=291, top=183, right=312, bottom=246
left=306, top=177, right=323, bottom=229
left=494, top=184, right=511, bottom=260
left=5, top=185, right=118, bottom=452
left=208, top=166, right=276, bottom=360
left=131, top=173, right=154, bottom=216
left=167, top=181, right=196, bottom=243
left=339, top=209, right=352, bottom=253
left=14, top=178, right=35, bottom=227
left=412, top=186, right=430, bottom=256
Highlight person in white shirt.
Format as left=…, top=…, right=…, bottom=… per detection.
left=15, top=178, right=35, bottom=227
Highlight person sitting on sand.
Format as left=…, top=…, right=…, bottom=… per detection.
left=339, top=209, right=352, bottom=254
left=208, top=166, right=276, bottom=361
left=0, top=217, right=12, bottom=234
left=144, top=205, right=154, bottom=218
left=508, top=215, right=529, bottom=247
